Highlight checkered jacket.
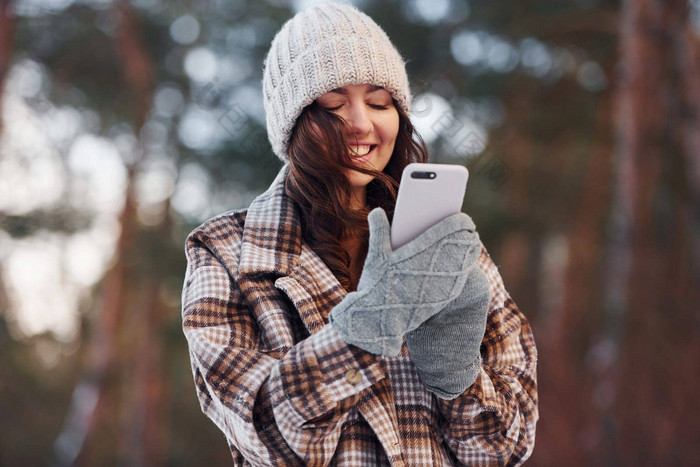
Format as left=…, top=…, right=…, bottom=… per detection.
left=182, top=166, right=538, bottom=466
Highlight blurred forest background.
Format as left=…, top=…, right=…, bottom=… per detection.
left=1, top=0, right=699, bottom=465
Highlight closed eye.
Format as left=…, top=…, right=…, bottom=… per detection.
left=321, top=103, right=390, bottom=111
left=322, top=104, right=343, bottom=111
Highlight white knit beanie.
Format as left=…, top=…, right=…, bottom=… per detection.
left=262, top=1, right=411, bottom=161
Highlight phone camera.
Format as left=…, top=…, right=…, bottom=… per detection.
left=411, top=171, right=436, bottom=179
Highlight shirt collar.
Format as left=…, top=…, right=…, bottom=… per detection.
left=238, top=164, right=303, bottom=276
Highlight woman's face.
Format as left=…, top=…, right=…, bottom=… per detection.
left=315, top=84, right=400, bottom=191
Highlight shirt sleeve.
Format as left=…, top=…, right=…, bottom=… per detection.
left=182, top=232, right=386, bottom=466
left=436, top=244, right=539, bottom=467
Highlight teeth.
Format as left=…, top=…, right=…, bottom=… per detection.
left=349, top=145, right=372, bottom=156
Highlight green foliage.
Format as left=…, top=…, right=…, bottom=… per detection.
left=0, top=207, right=92, bottom=238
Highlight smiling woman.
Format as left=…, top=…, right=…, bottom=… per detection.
left=315, top=84, right=399, bottom=198
left=285, top=81, right=421, bottom=290
left=181, top=2, right=538, bottom=465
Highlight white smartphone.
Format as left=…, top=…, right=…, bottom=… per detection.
left=390, top=163, right=469, bottom=250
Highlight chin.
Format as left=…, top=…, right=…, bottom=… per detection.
left=347, top=171, right=376, bottom=189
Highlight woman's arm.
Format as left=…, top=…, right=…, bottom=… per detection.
left=182, top=228, right=386, bottom=466
left=436, top=245, right=538, bottom=467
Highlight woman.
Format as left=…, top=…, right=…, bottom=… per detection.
left=182, top=2, right=538, bottom=465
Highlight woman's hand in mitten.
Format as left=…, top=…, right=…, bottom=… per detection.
left=329, top=208, right=482, bottom=356
left=404, top=224, right=490, bottom=400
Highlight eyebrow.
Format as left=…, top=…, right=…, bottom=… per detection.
left=329, top=85, right=385, bottom=95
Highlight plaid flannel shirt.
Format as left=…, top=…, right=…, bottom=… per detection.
left=182, top=166, right=538, bottom=466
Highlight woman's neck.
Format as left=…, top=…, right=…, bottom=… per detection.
left=349, top=186, right=367, bottom=211
left=343, top=232, right=367, bottom=292
left=343, top=186, right=369, bottom=291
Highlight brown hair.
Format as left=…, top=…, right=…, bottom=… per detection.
left=285, top=99, right=428, bottom=291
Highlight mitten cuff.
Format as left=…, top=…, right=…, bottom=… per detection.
left=417, top=355, right=482, bottom=400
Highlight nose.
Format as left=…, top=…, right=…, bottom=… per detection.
left=345, top=102, right=372, bottom=139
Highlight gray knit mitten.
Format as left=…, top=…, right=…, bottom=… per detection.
left=405, top=254, right=490, bottom=399
left=329, top=208, right=481, bottom=356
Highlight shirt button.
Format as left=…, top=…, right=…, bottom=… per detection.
left=345, top=369, right=362, bottom=385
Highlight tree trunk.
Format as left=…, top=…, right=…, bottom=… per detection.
left=51, top=182, right=137, bottom=467
left=606, top=0, right=700, bottom=464
left=494, top=80, right=538, bottom=315
left=538, top=91, right=613, bottom=466
left=0, top=0, right=15, bottom=135
left=51, top=0, right=158, bottom=464
left=122, top=276, right=167, bottom=467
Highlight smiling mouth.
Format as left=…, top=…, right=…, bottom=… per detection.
left=349, top=144, right=377, bottom=163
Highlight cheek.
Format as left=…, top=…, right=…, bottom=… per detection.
left=380, top=113, right=400, bottom=145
